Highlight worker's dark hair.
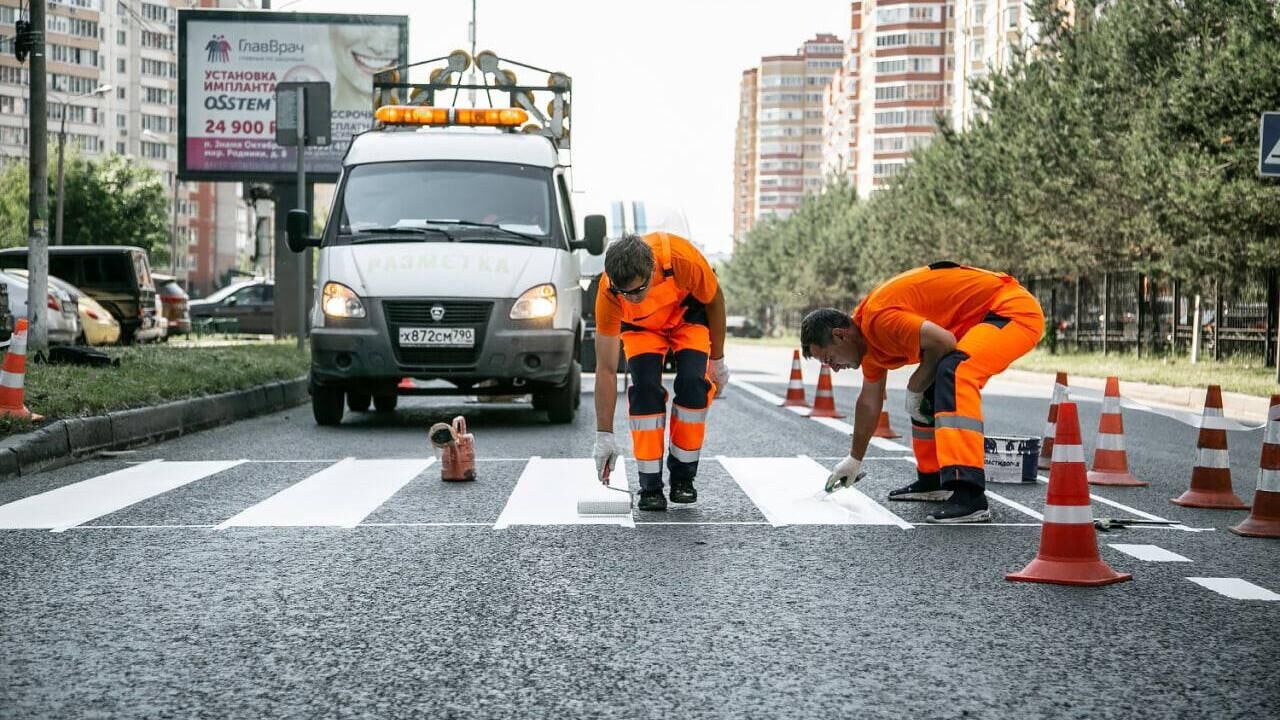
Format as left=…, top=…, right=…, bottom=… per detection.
left=604, top=233, right=654, bottom=289
left=800, top=308, right=853, bottom=359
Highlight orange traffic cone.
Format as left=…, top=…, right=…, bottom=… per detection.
left=1007, top=401, right=1132, bottom=586
left=1230, top=394, right=1280, bottom=538
left=780, top=350, right=808, bottom=408
left=872, top=385, right=900, bottom=439
left=1171, top=385, right=1249, bottom=509
left=1038, top=372, right=1068, bottom=470
left=807, top=364, right=844, bottom=419
left=0, top=319, right=42, bottom=422
left=1087, top=377, right=1146, bottom=487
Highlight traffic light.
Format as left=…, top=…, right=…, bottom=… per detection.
left=13, top=20, right=32, bottom=63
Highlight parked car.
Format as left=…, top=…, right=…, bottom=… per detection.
left=6, top=270, right=121, bottom=346
left=0, top=283, right=12, bottom=344
left=726, top=315, right=764, bottom=338
left=0, top=246, right=162, bottom=343
left=152, top=273, right=192, bottom=336
left=0, top=271, right=81, bottom=345
left=188, top=279, right=275, bottom=335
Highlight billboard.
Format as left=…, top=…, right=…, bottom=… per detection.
left=178, top=10, right=408, bottom=182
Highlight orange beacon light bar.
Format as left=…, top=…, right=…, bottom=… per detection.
left=375, top=106, right=529, bottom=127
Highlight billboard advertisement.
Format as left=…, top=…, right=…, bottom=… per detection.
left=178, top=10, right=408, bottom=182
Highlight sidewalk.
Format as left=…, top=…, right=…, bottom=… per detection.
left=725, top=341, right=1269, bottom=424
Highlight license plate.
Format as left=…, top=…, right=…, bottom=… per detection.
left=398, top=326, right=475, bottom=347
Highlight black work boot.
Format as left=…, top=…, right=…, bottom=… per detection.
left=637, top=490, right=668, bottom=512
left=669, top=477, right=697, bottom=504
left=888, top=473, right=951, bottom=502
left=925, top=485, right=991, bottom=523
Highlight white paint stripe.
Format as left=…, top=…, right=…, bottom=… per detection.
left=1095, top=433, right=1126, bottom=451
left=984, top=489, right=1044, bottom=521
left=1258, top=468, right=1280, bottom=493
left=1107, top=544, right=1192, bottom=562
left=493, top=457, right=634, bottom=529
left=807, top=415, right=911, bottom=452
left=717, top=455, right=912, bottom=529
left=1195, top=448, right=1231, bottom=469
left=1042, top=504, right=1093, bottom=524
left=1186, top=578, right=1280, bottom=601
left=0, top=460, right=243, bottom=530
left=732, top=378, right=788, bottom=405
left=1036, top=474, right=1196, bottom=532
left=786, top=406, right=810, bottom=416
left=638, top=521, right=771, bottom=526
left=217, top=458, right=432, bottom=528
left=1051, top=444, right=1086, bottom=463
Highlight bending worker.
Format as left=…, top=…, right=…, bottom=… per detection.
left=593, top=232, right=730, bottom=511
left=800, top=262, right=1044, bottom=523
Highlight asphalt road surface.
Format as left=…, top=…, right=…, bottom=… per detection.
left=2, top=347, right=1277, bottom=719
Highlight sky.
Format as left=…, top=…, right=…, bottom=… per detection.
left=270, top=0, right=851, bottom=254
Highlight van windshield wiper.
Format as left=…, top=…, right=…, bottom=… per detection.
left=421, top=220, right=542, bottom=244
left=347, top=226, right=455, bottom=244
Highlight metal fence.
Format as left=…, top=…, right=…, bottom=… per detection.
left=1025, top=271, right=1280, bottom=364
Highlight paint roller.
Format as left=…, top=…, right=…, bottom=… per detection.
left=576, top=454, right=634, bottom=515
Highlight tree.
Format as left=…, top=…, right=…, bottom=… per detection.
left=0, top=152, right=170, bottom=263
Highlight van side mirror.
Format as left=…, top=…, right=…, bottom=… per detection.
left=580, top=214, right=606, bottom=255
left=286, top=210, right=317, bottom=252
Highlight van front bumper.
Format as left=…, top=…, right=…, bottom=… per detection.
left=309, top=298, right=576, bottom=391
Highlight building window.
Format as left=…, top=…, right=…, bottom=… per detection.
left=117, top=86, right=126, bottom=100
left=118, top=58, right=126, bottom=73
left=116, top=142, right=126, bottom=154
left=117, top=29, right=127, bottom=45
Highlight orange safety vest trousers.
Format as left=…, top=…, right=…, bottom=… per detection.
left=908, top=265, right=1045, bottom=491
left=618, top=235, right=716, bottom=492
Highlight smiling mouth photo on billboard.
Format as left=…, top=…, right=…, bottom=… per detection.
left=330, top=24, right=399, bottom=110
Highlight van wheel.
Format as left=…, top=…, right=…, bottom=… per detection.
left=313, top=386, right=345, bottom=426
left=373, top=394, right=398, bottom=413
left=347, top=392, right=371, bottom=412
left=545, top=361, right=580, bottom=424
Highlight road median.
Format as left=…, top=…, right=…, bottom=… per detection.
left=0, top=343, right=309, bottom=480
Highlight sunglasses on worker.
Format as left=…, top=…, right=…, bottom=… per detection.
left=607, top=276, right=650, bottom=299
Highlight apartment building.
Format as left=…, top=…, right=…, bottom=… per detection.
left=951, top=0, right=1040, bottom=128
left=0, top=0, right=255, bottom=297
left=745, top=34, right=844, bottom=228
left=731, top=69, right=757, bottom=246
left=821, top=2, right=864, bottom=179
left=850, top=1, right=956, bottom=197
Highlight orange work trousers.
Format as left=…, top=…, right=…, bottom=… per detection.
left=621, top=321, right=716, bottom=492
left=911, top=284, right=1045, bottom=490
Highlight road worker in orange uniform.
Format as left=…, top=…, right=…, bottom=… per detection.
left=592, top=233, right=729, bottom=511
left=800, top=262, right=1045, bottom=523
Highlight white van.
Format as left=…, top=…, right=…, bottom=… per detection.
left=286, top=57, right=604, bottom=426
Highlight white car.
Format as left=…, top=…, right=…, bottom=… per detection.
left=0, top=271, right=81, bottom=345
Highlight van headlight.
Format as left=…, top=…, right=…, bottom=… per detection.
left=510, top=284, right=557, bottom=320
left=321, top=282, right=366, bottom=319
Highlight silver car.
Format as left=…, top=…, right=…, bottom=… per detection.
left=0, top=271, right=81, bottom=345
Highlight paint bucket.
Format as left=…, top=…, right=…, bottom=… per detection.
left=984, top=435, right=1040, bottom=483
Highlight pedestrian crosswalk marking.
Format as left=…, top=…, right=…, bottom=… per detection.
left=716, top=455, right=912, bottom=529
left=216, top=458, right=434, bottom=529
left=1108, top=544, right=1192, bottom=563
left=493, top=456, right=635, bottom=529
left=1186, top=577, right=1280, bottom=601
left=0, top=460, right=244, bottom=531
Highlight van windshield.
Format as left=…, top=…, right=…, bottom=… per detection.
left=334, top=161, right=558, bottom=247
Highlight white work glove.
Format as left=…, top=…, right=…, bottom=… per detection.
left=593, top=431, right=619, bottom=483
left=710, top=356, right=730, bottom=397
left=824, top=455, right=864, bottom=493
left=905, top=389, right=929, bottom=425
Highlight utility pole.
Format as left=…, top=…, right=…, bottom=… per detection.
left=467, top=0, right=477, bottom=105
left=295, top=86, right=307, bottom=351
left=26, top=0, right=49, bottom=356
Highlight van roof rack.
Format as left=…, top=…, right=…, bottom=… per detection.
left=371, top=50, right=571, bottom=150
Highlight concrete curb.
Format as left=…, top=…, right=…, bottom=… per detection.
left=999, top=369, right=1270, bottom=424
left=0, top=376, right=308, bottom=482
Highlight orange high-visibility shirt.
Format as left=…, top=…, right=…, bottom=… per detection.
left=595, top=232, right=719, bottom=336
left=852, top=263, right=1017, bottom=382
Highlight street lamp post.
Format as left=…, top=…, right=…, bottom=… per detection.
left=53, top=84, right=112, bottom=246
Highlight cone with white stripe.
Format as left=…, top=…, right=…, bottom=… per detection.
left=1171, top=385, right=1249, bottom=509
left=780, top=350, right=808, bottom=408
left=1230, top=394, right=1280, bottom=538
left=872, top=385, right=900, bottom=438
left=1038, top=372, right=1068, bottom=470
left=807, top=364, right=844, bottom=419
left=1007, top=401, right=1132, bottom=586
left=0, top=319, right=42, bottom=422
left=1087, top=376, right=1146, bottom=487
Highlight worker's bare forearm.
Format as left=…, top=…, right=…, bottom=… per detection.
left=708, top=288, right=727, bottom=359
